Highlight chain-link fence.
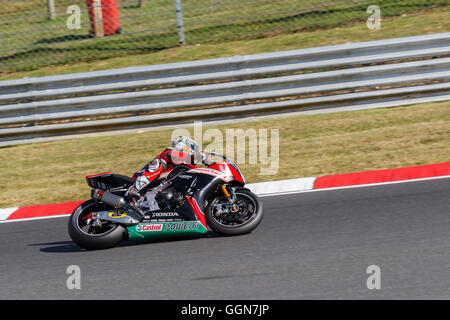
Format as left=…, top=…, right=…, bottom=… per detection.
left=0, top=0, right=448, bottom=72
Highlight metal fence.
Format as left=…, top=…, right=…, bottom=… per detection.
left=0, top=0, right=449, bottom=72
left=0, top=32, right=449, bottom=147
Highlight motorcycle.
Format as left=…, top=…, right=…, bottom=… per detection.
left=68, top=153, right=263, bottom=250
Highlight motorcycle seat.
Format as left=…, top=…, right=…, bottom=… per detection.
left=87, top=173, right=135, bottom=190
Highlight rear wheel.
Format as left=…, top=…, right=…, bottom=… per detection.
left=205, top=188, right=263, bottom=236
left=68, top=200, right=126, bottom=250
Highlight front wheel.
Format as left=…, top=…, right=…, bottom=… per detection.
left=205, top=188, right=263, bottom=236
left=68, top=200, right=126, bottom=250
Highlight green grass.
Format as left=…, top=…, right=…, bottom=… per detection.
left=0, top=101, right=449, bottom=208
left=0, top=0, right=448, bottom=75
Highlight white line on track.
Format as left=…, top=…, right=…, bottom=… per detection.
left=0, top=207, right=18, bottom=221
left=0, top=214, right=71, bottom=224
left=258, top=175, right=450, bottom=197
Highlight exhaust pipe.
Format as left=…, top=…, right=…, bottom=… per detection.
left=91, top=189, right=144, bottom=221
left=92, top=189, right=125, bottom=208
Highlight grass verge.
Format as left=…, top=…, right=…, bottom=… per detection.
left=1, top=101, right=449, bottom=208
left=1, top=5, right=449, bottom=80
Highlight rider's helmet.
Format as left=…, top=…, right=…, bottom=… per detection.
left=170, top=136, right=201, bottom=163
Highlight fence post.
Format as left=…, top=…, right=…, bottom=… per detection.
left=174, top=0, right=185, bottom=45
left=93, top=0, right=104, bottom=38
left=47, top=0, right=56, bottom=20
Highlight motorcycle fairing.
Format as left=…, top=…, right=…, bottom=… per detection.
left=127, top=220, right=207, bottom=240
left=125, top=169, right=227, bottom=240
left=127, top=195, right=209, bottom=240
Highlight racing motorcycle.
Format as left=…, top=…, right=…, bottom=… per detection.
left=68, top=153, right=263, bottom=250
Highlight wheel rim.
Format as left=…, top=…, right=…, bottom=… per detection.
left=211, top=192, right=257, bottom=227
left=76, top=203, right=117, bottom=236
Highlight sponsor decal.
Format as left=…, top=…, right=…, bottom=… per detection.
left=163, top=222, right=200, bottom=231
left=188, top=168, right=233, bottom=182
left=152, top=212, right=179, bottom=218
left=135, top=222, right=199, bottom=232
left=108, top=211, right=127, bottom=218
left=136, top=224, right=163, bottom=232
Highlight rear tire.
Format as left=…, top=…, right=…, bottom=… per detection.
left=68, top=200, right=126, bottom=250
left=205, top=188, right=263, bottom=236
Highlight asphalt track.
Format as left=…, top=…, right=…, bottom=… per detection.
left=0, top=177, right=449, bottom=299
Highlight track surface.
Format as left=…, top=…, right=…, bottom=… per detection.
left=0, top=178, right=449, bottom=299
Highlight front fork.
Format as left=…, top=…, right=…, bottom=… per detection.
left=220, top=184, right=240, bottom=214
left=221, top=184, right=232, bottom=200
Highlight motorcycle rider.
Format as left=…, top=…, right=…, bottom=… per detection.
left=125, top=136, right=214, bottom=203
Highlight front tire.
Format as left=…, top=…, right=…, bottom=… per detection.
left=205, top=188, right=263, bottom=236
left=68, top=200, right=126, bottom=250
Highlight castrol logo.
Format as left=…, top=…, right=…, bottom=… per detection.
left=136, top=224, right=163, bottom=232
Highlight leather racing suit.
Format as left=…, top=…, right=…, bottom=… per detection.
left=126, top=148, right=213, bottom=200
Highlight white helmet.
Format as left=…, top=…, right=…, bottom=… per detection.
left=170, top=136, right=199, bottom=154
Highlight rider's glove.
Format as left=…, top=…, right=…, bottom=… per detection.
left=202, top=153, right=215, bottom=166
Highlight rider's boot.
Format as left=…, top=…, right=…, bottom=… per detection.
left=122, top=200, right=145, bottom=218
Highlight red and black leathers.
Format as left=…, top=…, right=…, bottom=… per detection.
left=127, top=148, right=212, bottom=197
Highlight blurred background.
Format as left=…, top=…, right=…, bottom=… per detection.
left=1, top=0, right=449, bottom=73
